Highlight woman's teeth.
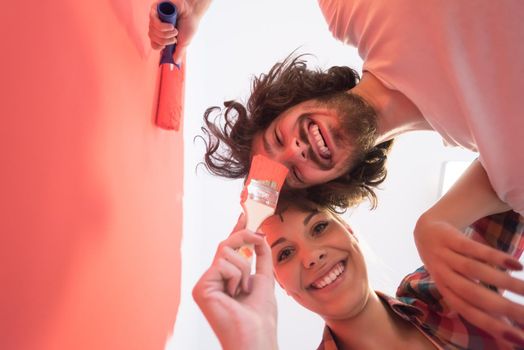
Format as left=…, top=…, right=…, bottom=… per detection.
left=311, top=123, right=332, bottom=158
left=311, top=262, right=344, bottom=289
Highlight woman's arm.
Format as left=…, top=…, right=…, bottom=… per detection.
left=192, top=215, right=278, bottom=350
left=414, top=159, right=524, bottom=345
left=419, top=159, right=509, bottom=229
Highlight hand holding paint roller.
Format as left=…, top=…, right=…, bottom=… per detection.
left=238, top=155, right=288, bottom=260
left=156, top=1, right=185, bottom=130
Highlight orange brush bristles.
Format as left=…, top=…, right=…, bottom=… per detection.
left=245, top=154, right=288, bottom=191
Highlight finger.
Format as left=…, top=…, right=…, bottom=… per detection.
left=148, top=33, right=177, bottom=50
left=443, top=266, right=524, bottom=323
left=216, top=230, right=266, bottom=273
left=215, top=258, right=243, bottom=297
left=148, top=20, right=177, bottom=41
left=439, top=284, right=524, bottom=348
left=218, top=229, right=265, bottom=257
left=151, top=13, right=177, bottom=32
left=173, top=44, right=187, bottom=66
left=150, top=42, right=164, bottom=51
left=254, top=236, right=274, bottom=278
left=152, top=20, right=176, bottom=32
left=222, top=246, right=252, bottom=293
left=148, top=25, right=178, bottom=40
left=451, top=234, right=522, bottom=271
left=434, top=267, right=524, bottom=327
left=450, top=251, right=524, bottom=297
left=192, top=255, right=242, bottom=302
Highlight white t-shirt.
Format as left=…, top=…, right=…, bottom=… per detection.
left=318, top=0, right=524, bottom=215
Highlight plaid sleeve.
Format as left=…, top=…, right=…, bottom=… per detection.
left=465, top=210, right=524, bottom=258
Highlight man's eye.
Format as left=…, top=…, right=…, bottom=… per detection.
left=277, top=247, right=294, bottom=262
left=292, top=167, right=304, bottom=184
left=312, top=222, right=328, bottom=236
left=275, top=129, right=283, bottom=145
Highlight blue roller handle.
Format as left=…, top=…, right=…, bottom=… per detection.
left=157, top=1, right=178, bottom=65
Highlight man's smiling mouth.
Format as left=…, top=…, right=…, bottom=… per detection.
left=309, top=122, right=332, bottom=159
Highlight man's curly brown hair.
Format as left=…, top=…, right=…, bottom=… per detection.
left=199, top=54, right=393, bottom=211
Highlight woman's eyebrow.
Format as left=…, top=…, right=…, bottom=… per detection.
left=270, top=237, right=286, bottom=249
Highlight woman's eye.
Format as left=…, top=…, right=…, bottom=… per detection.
left=277, top=247, right=294, bottom=262
left=312, top=222, right=328, bottom=236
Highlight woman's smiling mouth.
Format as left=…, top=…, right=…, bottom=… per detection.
left=310, top=261, right=345, bottom=289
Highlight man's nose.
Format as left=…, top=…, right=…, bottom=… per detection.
left=282, top=138, right=307, bottom=163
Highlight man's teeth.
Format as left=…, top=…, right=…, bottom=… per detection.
left=311, top=124, right=331, bottom=158
left=311, top=262, right=344, bottom=289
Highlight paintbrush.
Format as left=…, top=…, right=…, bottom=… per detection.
left=238, top=154, right=288, bottom=260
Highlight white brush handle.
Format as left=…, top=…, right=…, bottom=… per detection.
left=238, top=199, right=275, bottom=260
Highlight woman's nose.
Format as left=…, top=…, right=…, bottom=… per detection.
left=303, top=248, right=327, bottom=269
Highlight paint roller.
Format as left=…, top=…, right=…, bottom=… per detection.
left=156, top=1, right=185, bottom=130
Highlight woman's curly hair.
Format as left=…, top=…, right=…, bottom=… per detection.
left=200, top=54, right=393, bottom=211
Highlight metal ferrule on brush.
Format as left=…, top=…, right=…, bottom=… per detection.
left=246, top=180, right=279, bottom=208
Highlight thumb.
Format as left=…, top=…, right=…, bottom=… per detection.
left=173, top=46, right=186, bottom=66
left=254, top=237, right=274, bottom=278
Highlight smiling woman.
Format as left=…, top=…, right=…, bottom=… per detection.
left=193, top=194, right=524, bottom=349
left=262, top=202, right=371, bottom=321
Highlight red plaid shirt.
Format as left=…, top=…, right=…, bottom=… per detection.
left=317, top=211, right=524, bottom=350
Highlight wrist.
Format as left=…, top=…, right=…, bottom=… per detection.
left=222, top=335, right=278, bottom=350
left=222, top=318, right=278, bottom=350
left=187, top=0, right=212, bottom=18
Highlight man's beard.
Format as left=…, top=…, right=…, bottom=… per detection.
left=322, top=92, right=378, bottom=167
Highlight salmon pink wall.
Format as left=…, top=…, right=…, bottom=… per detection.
left=0, top=1, right=182, bottom=349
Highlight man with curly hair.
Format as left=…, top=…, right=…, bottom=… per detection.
left=200, top=55, right=394, bottom=210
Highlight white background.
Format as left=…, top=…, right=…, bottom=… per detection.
left=164, top=1, right=482, bottom=349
